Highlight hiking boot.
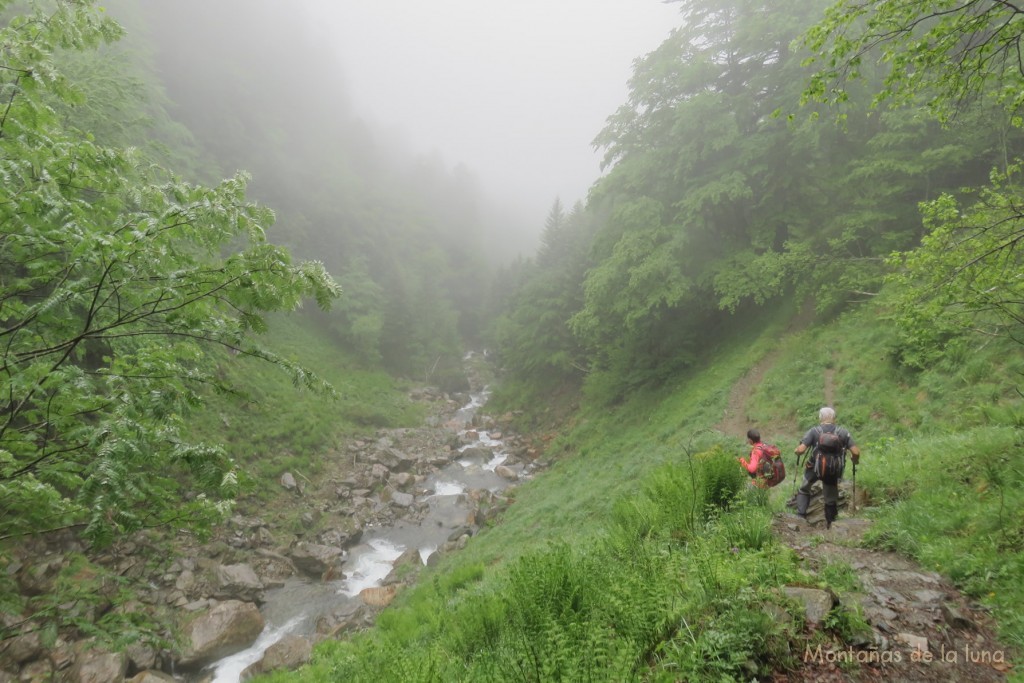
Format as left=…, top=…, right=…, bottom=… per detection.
left=824, top=503, right=838, bottom=529
left=796, top=492, right=810, bottom=518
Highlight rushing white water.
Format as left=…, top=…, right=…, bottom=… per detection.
left=209, top=616, right=304, bottom=683
left=338, top=538, right=406, bottom=597
left=204, top=379, right=522, bottom=682
left=433, top=480, right=465, bottom=496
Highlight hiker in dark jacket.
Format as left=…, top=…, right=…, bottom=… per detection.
left=794, top=407, right=860, bottom=528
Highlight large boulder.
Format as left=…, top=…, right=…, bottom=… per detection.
left=214, top=563, right=265, bottom=603
left=375, top=448, right=417, bottom=473
left=127, top=672, right=176, bottom=683
left=176, top=600, right=264, bottom=669
left=287, top=542, right=344, bottom=577
left=68, top=643, right=127, bottom=683
left=240, top=635, right=312, bottom=680
left=0, top=631, right=42, bottom=665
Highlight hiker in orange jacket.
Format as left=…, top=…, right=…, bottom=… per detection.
left=738, top=428, right=776, bottom=488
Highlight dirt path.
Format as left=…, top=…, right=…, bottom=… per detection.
left=714, top=312, right=1014, bottom=680
left=772, top=515, right=1012, bottom=682
left=714, top=302, right=817, bottom=439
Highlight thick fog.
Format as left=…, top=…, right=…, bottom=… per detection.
left=121, top=0, right=678, bottom=258
left=310, top=1, right=680, bottom=233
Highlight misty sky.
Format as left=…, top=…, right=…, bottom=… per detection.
left=306, top=1, right=680, bottom=231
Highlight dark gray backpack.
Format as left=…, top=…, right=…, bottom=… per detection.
left=813, top=426, right=845, bottom=484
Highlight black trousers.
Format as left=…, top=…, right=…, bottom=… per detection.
left=795, top=462, right=840, bottom=516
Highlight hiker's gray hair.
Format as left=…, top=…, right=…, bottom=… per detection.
left=819, top=406, right=836, bottom=424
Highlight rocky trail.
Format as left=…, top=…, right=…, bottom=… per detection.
left=774, top=509, right=1012, bottom=682
left=717, top=342, right=1015, bottom=681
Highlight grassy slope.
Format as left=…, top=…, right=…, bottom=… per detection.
left=189, top=312, right=425, bottom=488
left=259, top=296, right=1024, bottom=681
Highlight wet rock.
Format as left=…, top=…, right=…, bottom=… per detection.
left=315, top=602, right=370, bottom=638
left=317, top=528, right=361, bottom=549
left=389, top=491, right=415, bottom=509
left=360, top=585, right=398, bottom=607
left=459, top=446, right=490, bottom=459
left=127, top=672, right=176, bottom=682
left=494, top=465, right=517, bottom=481
left=782, top=586, right=836, bottom=625
left=214, top=563, right=264, bottom=603
left=240, top=635, right=311, bottom=680
left=288, top=542, right=344, bottom=578
left=176, top=600, right=264, bottom=670
left=383, top=549, right=422, bottom=585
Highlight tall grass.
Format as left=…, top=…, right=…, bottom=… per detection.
left=263, top=446, right=805, bottom=682
left=262, top=295, right=1024, bottom=680
left=188, top=313, right=423, bottom=488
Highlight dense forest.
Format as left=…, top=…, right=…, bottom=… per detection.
left=2, top=0, right=1023, bottom=681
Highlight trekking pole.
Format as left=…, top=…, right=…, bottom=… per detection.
left=850, top=460, right=857, bottom=513
left=793, top=451, right=802, bottom=494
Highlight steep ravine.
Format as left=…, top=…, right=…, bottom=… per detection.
left=0, top=353, right=544, bottom=682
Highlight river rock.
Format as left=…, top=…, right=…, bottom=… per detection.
left=315, top=602, right=370, bottom=638
left=359, top=585, right=398, bottom=607
left=128, top=672, right=176, bottom=682
left=392, top=472, right=415, bottom=490
left=389, top=491, right=415, bottom=508
left=459, top=446, right=491, bottom=460
left=383, top=548, right=422, bottom=586
left=239, top=635, right=312, bottom=680
left=68, top=643, right=127, bottom=683
left=214, top=563, right=265, bottom=603
left=287, top=542, right=344, bottom=577
left=176, top=600, right=265, bottom=669
left=376, top=448, right=417, bottom=473
left=494, top=465, right=517, bottom=481
left=318, top=528, right=362, bottom=549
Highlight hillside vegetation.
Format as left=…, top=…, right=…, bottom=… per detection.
left=257, top=291, right=1022, bottom=681
left=3, top=0, right=1024, bottom=680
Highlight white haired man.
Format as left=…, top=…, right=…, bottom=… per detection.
left=794, top=407, right=860, bottom=528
